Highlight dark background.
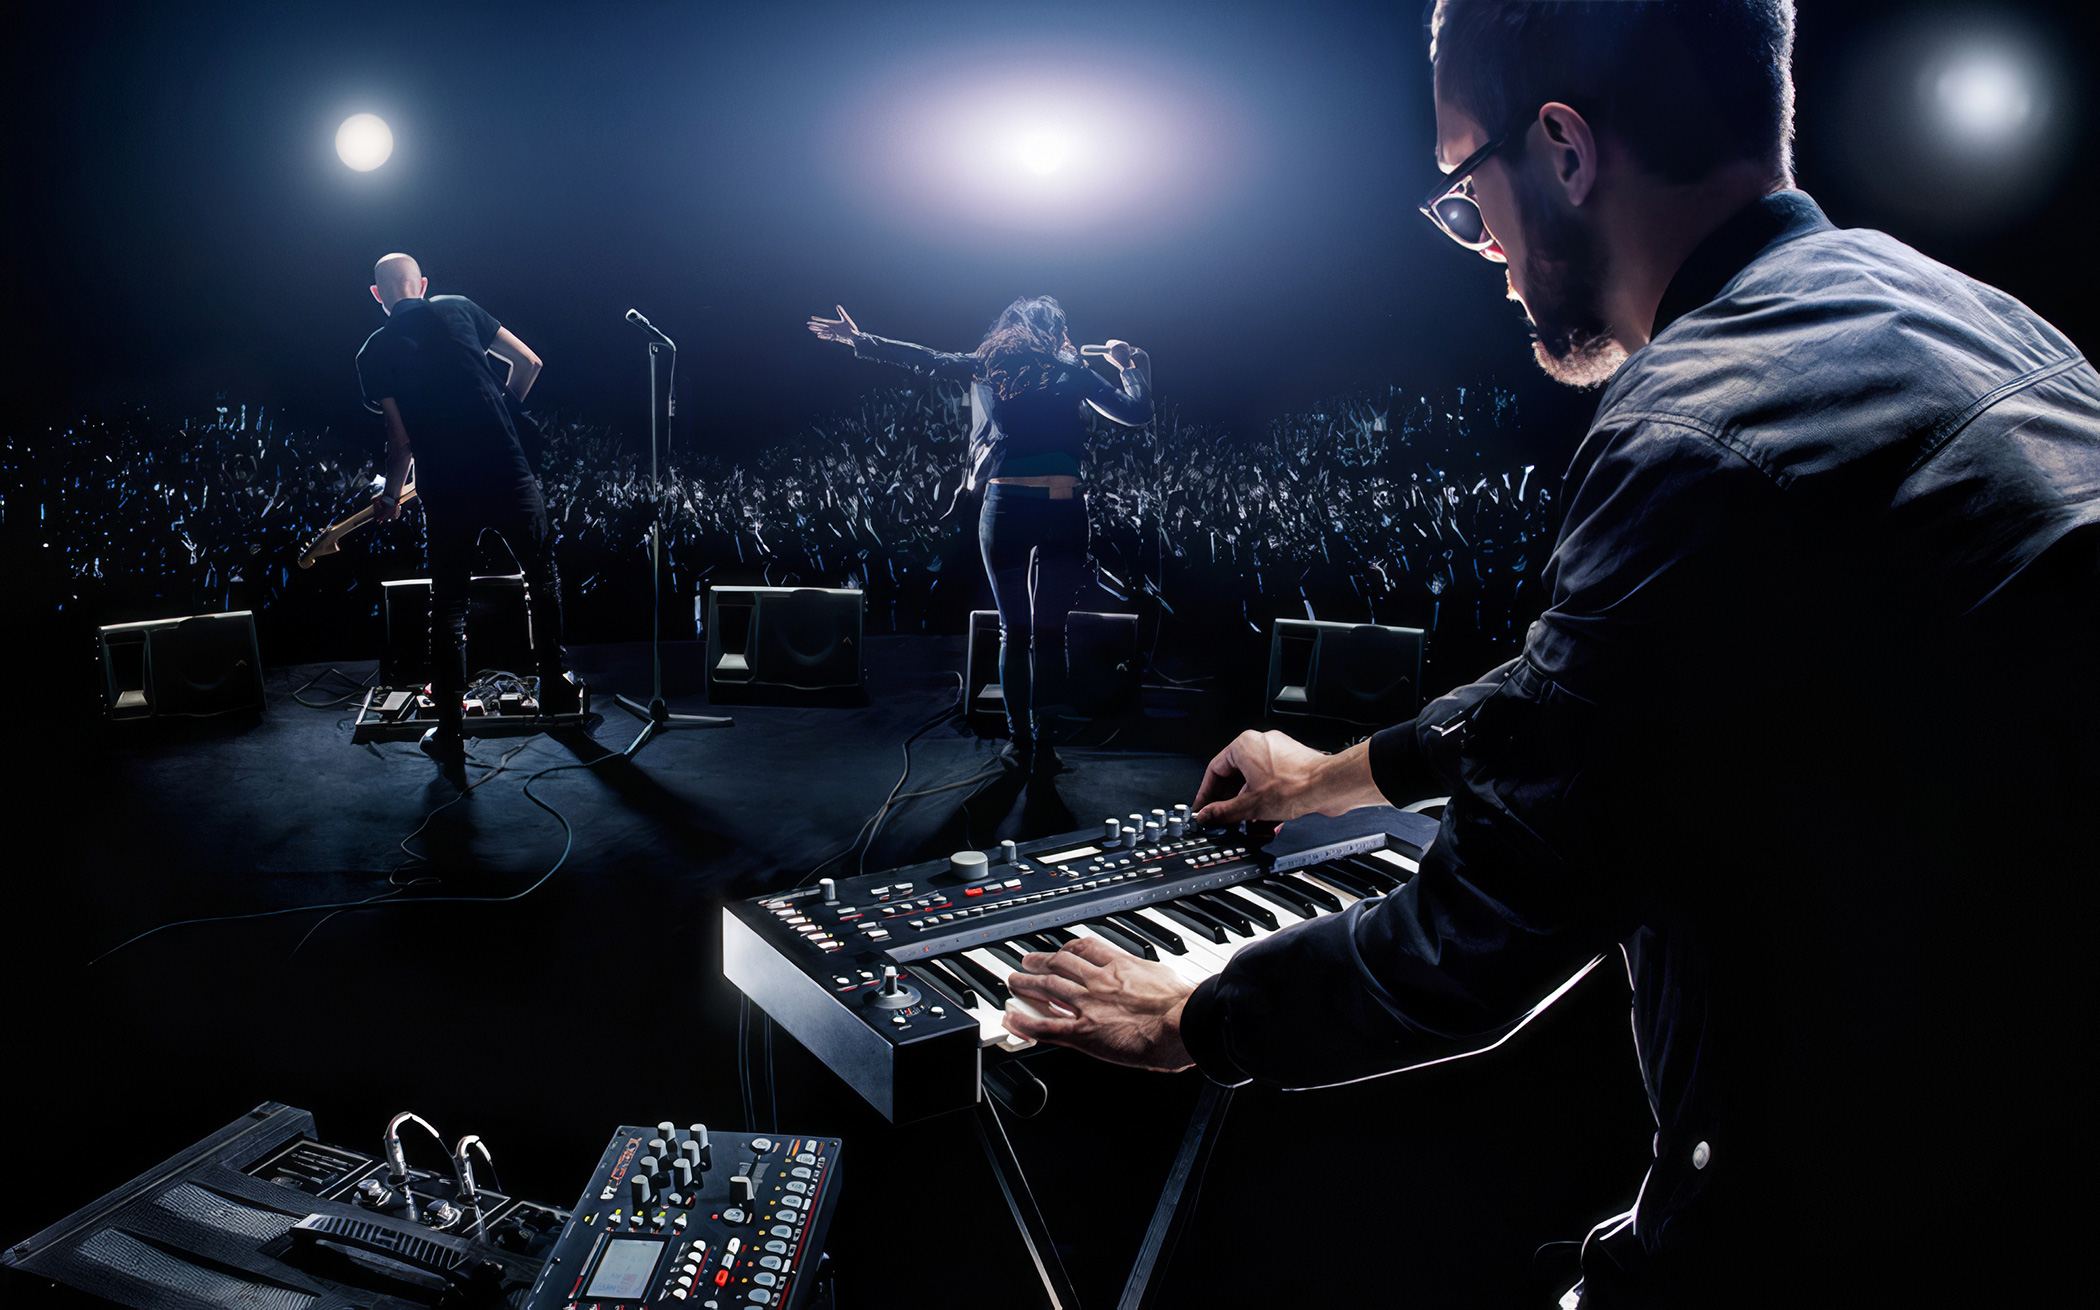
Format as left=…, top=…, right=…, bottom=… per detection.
left=3, top=3, right=2095, bottom=1309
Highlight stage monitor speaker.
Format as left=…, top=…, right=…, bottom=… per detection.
left=1267, top=618, right=1424, bottom=729
left=964, top=609, right=1141, bottom=736
left=707, top=585, right=864, bottom=703
left=965, top=610, right=1006, bottom=735
left=381, top=575, right=537, bottom=686
left=98, top=611, right=265, bottom=719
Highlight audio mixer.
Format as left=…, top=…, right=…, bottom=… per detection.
left=724, top=803, right=1440, bottom=1121
left=521, top=1123, right=841, bottom=1310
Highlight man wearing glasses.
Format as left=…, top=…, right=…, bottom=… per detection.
left=1007, top=2, right=2096, bottom=1303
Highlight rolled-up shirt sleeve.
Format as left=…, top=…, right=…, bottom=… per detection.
left=1181, top=419, right=1782, bottom=1087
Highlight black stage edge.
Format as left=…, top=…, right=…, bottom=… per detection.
left=2, top=635, right=1653, bottom=1310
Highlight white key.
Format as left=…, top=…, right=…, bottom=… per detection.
left=1075, top=922, right=1212, bottom=988
left=1370, top=848, right=1421, bottom=876
left=1290, top=872, right=1362, bottom=907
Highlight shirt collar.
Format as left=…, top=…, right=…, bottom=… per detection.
left=1650, top=189, right=1833, bottom=338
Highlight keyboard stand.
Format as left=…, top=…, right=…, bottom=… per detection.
left=970, top=1078, right=1236, bottom=1310
left=973, top=1098, right=1082, bottom=1310
left=1118, top=1081, right=1235, bottom=1310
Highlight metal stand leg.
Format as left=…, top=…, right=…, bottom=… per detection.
left=1117, top=1081, right=1235, bottom=1310
left=973, top=1099, right=1081, bottom=1310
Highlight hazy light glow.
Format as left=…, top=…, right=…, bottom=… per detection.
left=335, top=113, right=394, bottom=171
left=839, top=50, right=1251, bottom=239
left=1936, top=55, right=2034, bottom=142
left=1016, top=128, right=1076, bottom=177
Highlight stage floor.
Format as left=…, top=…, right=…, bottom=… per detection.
left=3, top=636, right=1653, bottom=1309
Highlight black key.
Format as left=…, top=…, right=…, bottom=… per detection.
left=1039, top=926, right=1078, bottom=947
left=917, top=957, right=981, bottom=1006
left=947, top=953, right=1012, bottom=1004
left=984, top=942, right=1029, bottom=971
left=1209, top=888, right=1279, bottom=930
left=1187, top=893, right=1253, bottom=936
left=1245, top=880, right=1316, bottom=919
left=1304, top=864, right=1382, bottom=900
left=909, top=963, right=974, bottom=1013
left=1338, top=856, right=1405, bottom=894
left=1014, top=932, right=1065, bottom=954
left=1275, top=875, right=1343, bottom=912
left=1156, top=902, right=1231, bottom=944
left=1083, top=919, right=1158, bottom=961
left=1110, top=912, right=1185, bottom=955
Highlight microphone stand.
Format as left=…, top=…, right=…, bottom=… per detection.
left=616, top=310, right=732, bottom=756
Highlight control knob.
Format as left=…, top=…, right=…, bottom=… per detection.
left=998, top=839, right=1018, bottom=864
left=1127, top=814, right=1145, bottom=848
left=818, top=878, right=838, bottom=905
left=730, top=1174, right=756, bottom=1206
left=630, top=1173, right=653, bottom=1209
left=686, top=1125, right=712, bottom=1172
left=865, top=964, right=920, bottom=1010
left=949, top=849, right=989, bottom=880
left=1104, top=817, right=1121, bottom=842
left=671, top=1157, right=695, bottom=1194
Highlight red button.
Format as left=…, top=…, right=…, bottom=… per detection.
left=964, top=887, right=984, bottom=897
left=714, top=1268, right=731, bottom=1287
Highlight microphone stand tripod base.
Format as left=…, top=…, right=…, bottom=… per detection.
left=615, top=692, right=731, bottom=758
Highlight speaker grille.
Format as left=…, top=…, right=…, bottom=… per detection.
left=74, top=1229, right=318, bottom=1310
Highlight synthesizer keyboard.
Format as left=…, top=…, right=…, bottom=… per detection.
left=724, top=804, right=1440, bottom=1122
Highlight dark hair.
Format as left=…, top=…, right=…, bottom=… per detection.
left=1430, top=1, right=1796, bottom=184
left=975, top=296, right=1077, bottom=400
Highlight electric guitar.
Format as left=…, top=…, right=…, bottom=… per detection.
left=298, top=482, right=418, bottom=568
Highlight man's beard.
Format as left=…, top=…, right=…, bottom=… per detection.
left=1509, top=165, right=1627, bottom=389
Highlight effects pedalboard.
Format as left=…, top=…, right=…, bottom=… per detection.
left=0, top=1106, right=840, bottom=1310
left=350, top=675, right=594, bottom=744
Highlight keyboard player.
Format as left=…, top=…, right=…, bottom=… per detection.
left=1004, top=4, right=2098, bottom=1307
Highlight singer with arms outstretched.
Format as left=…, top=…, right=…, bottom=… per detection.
left=810, top=297, right=1152, bottom=774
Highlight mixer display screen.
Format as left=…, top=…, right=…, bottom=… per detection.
left=585, top=1238, right=661, bottom=1300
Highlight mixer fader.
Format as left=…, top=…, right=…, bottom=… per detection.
left=523, top=1122, right=841, bottom=1310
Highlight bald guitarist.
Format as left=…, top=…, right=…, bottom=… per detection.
left=356, top=253, right=576, bottom=769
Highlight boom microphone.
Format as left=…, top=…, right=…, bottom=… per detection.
left=624, top=308, right=675, bottom=348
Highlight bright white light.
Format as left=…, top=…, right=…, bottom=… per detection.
left=1016, top=129, right=1074, bottom=176
left=1936, top=56, right=2033, bottom=142
left=335, top=113, right=394, bottom=171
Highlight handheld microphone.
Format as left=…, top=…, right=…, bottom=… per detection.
left=625, top=308, right=676, bottom=348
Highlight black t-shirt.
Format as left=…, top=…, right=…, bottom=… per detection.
left=356, top=295, right=540, bottom=517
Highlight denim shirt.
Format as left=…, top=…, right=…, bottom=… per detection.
left=1180, top=192, right=2100, bottom=1302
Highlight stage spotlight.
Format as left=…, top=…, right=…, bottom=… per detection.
left=335, top=113, right=394, bottom=171
left=1016, top=128, right=1074, bottom=177
left=1935, top=54, right=2034, bottom=145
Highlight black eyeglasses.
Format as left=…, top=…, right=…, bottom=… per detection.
left=1419, top=120, right=1527, bottom=257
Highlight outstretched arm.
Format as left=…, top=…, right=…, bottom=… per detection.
left=809, top=304, right=978, bottom=381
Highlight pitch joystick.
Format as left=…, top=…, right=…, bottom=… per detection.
left=864, top=964, right=920, bottom=1010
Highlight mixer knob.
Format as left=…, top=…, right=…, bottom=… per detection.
left=1167, top=813, right=1186, bottom=838
left=1174, top=803, right=1192, bottom=826
left=1127, top=815, right=1144, bottom=848
left=1151, top=808, right=1168, bottom=830
left=631, top=1174, right=653, bottom=1208
left=647, top=1141, right=669, bottom=1170
left=730, top=1174, right=755, bottom=1206
left=1104, top=818, right=1121, bottom=841
left=672, top=1158, right=695, bottom=1193
left=1145, top=820, right=1162, bottom=844
left=949, top=850, right=989, bottom=880
left=689, top=1125, right=712, bottom=1171
left=818, top=878, right=838, bottom=905
left=998, top=840, right=1018, bottom=864
left=658, top=1121, right=678, bottom=1145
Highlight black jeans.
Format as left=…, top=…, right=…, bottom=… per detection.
left=978, top=484, right=1088, bottom=746
left=426, top=501, right=565, bottom=725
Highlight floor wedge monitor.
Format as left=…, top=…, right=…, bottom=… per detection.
left=1267, top=618, right=1425, bottom=729
left=98, top=611, right=265, bottom=720
left=707, top=585, right=865, bottom=704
